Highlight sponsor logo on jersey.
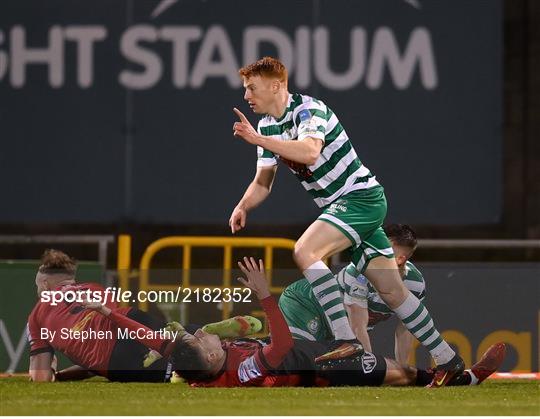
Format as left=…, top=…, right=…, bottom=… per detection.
left=327, top=203, right=348, bottom=214
left=71, top=312, right=97, bottom=333
left=361, top=352, right=377, bottom=374
left=316, top=290, right=328, bottom=300
left=298, top=109, right=311, bottom=122
left=238, top=355, right=263, bottom=383
left=298, top=117, right=319, bottom=138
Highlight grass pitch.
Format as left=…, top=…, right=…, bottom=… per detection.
left=0, top=377, right=538, bottom=416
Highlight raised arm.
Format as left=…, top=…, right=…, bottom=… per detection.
left=229, top=165, right=277, bottom=234
left=237, top=257, right=293, bottom=368
left=233, top=108, right=322, bottom=166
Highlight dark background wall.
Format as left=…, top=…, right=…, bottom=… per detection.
left=0, top=0, right=538, bottom=262
left=0, top=1, right=505, bottom=222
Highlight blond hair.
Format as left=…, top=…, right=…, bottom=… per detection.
left=38, top=249, right=77, bottom=276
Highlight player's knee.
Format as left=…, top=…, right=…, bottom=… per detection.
left=292, top=243, right=315, bottom=270
left=377, top=286, right=409, bottom=310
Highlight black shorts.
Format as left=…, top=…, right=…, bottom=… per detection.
left=107, top=309, right=171, bottom=382
left=317, top=351, right=387, bottom=387
left=268, top=340, right=387, bottom=387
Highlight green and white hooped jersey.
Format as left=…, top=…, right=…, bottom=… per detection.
left=256, top=93, right=380, bottom=208
left=338, top=261, right=426, bottom=317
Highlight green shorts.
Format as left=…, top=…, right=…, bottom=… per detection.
left=278, top=279, right=333, bottom=341
left=317, top=186, right=394, bottom=273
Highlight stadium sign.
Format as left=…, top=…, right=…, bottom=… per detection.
left=0, top=25, right=437, bottom=90
left=0, top=0, right=502, bottom=226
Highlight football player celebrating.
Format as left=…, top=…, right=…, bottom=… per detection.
left=229, top=56, right=464, bottom=386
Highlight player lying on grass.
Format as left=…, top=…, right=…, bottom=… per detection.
left=27, top=249, right=261, bottom=382
left=84, top=257, right=505, bottom=388
left=280, top=224, right=424, bottom=364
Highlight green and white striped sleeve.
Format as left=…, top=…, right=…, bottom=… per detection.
left=256, top=121, right=277, bottom=167
left=293, top=100, right=328, bottom=143
left=404, top=262, right=426, bottom=301
left=338, top=264, right=368, bottom=308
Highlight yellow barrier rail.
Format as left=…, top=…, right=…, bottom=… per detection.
left=117, top=235, right=296, bottom=319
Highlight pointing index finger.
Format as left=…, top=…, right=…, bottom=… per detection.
left=233, top=107, right=249, bottom=123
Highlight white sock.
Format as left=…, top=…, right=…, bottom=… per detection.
left=393, top=293, right=456, bottom=365
left=303, top=261, right=355, bottom=341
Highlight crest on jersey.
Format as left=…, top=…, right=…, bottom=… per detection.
left=307, top=318, right=320, bottom=334
left=361, top=352, right=377, bottom=373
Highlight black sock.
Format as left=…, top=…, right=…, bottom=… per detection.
left=415, top=369, right=434, bottom=386
left=447, top=371, right=472, bottom=386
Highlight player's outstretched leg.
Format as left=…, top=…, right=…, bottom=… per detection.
left=448, top=342, right=506, bottom=386
left=314, top=342, right=364, bottom=363
left=144, top=317, right=261, bottom=368
left=385, top=344, right=505, bottom=387
left=143, top=321, right=187, bottom=367
left=363, top=255, right=464, bottom=387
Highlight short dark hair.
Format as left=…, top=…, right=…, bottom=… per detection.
left=170, top=339, right=213, bottom=382
left=38, top=249, right=77, bottom=276
left=384, top=224, right=418, bottom=249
